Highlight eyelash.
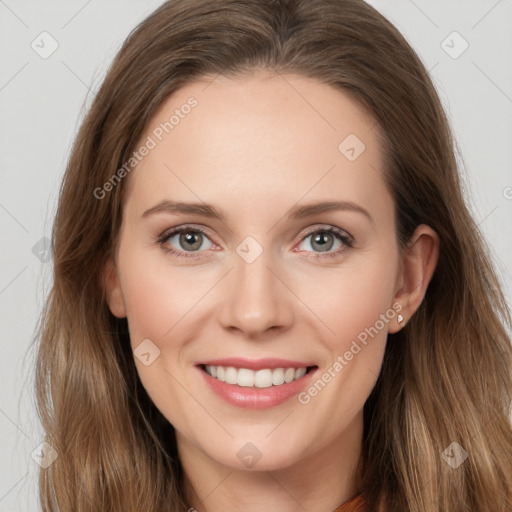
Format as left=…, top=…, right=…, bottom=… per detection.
left=155, top=225, right=354, bottom=261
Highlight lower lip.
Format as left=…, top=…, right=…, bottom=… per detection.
left=197, top=366, right=318, bottom=409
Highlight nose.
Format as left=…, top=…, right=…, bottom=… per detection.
left=216, top=247, right=294, bottom=339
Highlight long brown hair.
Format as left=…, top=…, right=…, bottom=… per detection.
left=34, top=0, right=512, bottom=510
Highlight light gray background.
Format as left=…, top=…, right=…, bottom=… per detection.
left=0, top=1, right=511, bottom=509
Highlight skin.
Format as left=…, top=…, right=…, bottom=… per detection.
left=104, top=71, right=439, bottom=512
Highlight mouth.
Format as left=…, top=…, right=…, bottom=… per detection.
left=195, top=357, right=319, bottom=408
left=199, top=364, right=318, bottom=388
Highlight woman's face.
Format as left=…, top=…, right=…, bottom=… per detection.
left=106, top=71, right=405, bottom=472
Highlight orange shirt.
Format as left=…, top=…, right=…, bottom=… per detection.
left=333, top=493, right=367, bottom=512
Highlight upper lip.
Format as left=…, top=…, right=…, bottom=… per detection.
left=196, top=357, right=317, bottom=371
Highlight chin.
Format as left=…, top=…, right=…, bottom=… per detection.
left=200, top=436, right=308, bottom=472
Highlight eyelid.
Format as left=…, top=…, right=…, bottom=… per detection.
left=156, top=223, right=354, bottom=259
left=298, top=224, right=354, bottom=245
left=292, top=225, right=354, bottom=261
left=156, top=224, right=214, bottom=257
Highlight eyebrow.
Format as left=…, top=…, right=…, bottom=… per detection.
left=141, top=199, right=373, bottom=224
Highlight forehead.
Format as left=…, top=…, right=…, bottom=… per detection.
left=124, top=71, right=390, bottom=223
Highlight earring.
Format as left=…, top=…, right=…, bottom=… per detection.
left=397, top=314, right=404, bottom=325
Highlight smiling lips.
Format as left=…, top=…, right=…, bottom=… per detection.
left=196, top=357, right=318, bottom=408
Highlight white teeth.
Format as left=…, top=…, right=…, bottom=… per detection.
left=284, top=368, right=295, bottom=383
left=225, top=366, right=238, bottom=385
left=295, top=367, right=307, bottom=379
left=272, top=368, right=285, bottom=385
left=204, top=365, right=310, bottom=387
left=238, top=368, right=254, bottom=387
left=254, top=369, right=273, bottom=388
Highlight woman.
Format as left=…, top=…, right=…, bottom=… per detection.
left=34, top=0, right=512, bottom=510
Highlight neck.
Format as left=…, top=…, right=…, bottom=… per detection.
left=179, top=411, right=363, bottom=512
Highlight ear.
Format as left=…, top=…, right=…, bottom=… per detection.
left=103, top=256, right=127, bottom=318
left=388, top=224, right=439, bottom=333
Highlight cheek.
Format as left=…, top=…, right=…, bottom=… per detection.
left=335, top=275, right=394, bottom=346
left=117, top=249, right=203, bottom=428
left=293, top=258, right=397, bottom=426
left=295, top=248, right=398, bottom=348
left=117, top=247, right=207, bottom=346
